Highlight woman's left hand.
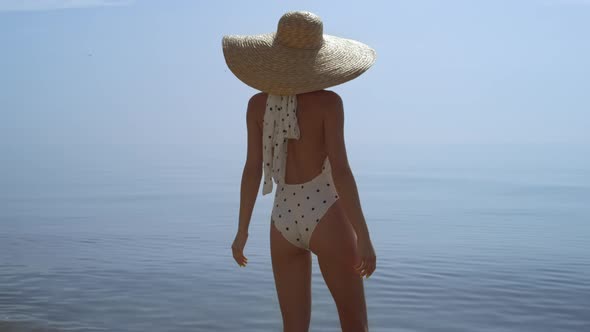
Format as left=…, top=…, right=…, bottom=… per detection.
left=231, top=230, right=249, bottom=267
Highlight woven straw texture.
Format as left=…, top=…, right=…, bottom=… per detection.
left=222, top=11, right=376, bottom=95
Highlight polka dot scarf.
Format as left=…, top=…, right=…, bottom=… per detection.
left=262, top=94, right=300, bottom=195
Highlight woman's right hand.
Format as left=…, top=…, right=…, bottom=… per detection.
left=354, top=236, right=376, bottom=279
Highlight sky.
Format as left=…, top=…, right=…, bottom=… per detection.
left=0, top=0, right=589, bottom=148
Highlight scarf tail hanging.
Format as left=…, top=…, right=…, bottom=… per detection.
left=261, top=94, right=300, bottom=195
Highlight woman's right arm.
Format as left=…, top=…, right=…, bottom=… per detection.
left=323, top=91, right=376, bottom=278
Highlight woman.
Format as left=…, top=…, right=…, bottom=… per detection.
left=223, top=11, right=377, bottom=332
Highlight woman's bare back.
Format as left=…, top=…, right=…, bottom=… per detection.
left=251, top=89, right=341, bottom=185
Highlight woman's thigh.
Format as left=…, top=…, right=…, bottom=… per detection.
left=308, top=201, right=368, bottom=329
left=270, top=220, right=312, bottom=331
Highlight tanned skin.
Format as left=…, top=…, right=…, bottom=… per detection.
left=231, top=89, right=376, bottom=332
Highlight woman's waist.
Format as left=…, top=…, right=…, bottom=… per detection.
left=274, top=171, right=337, bottom=199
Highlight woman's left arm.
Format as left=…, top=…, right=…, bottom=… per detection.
left=231, top=94, right=264, bottom=267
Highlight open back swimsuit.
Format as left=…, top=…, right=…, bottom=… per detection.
left=262, top=94, right=340, bottom=251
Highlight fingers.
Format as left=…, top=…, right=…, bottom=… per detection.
left=231, top=245, right=248, bottom=267
left=233, top=251, right=248, bottom=267
left=354, top=256, right=376, bottom=279
left=354, top=260, right=365, bottom=274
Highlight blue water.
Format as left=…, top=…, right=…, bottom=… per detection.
left=1, top=143, right=589, bottom=331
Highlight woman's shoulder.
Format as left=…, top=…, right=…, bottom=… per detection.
left=298, top=89, right=343, bottom=107
left=247, top=90, right=342, bottom=115
left=246, top=93, right=267, bottom=122
left=247, top=92, right=268, bottom=110
left=301, top=89, right=340, bottom=98
left=248, top=92, right=268, bottom=105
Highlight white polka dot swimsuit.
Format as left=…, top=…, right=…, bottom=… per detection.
left=262, top=94, right=340, bottom=251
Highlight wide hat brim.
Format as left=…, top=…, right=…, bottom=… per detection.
left=222, top=32, right=376, bottom=95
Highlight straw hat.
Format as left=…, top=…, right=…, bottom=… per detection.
left=222, top=11, right=376, bottom=95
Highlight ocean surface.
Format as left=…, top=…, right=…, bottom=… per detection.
left=1, top=143, right=589, bottom=332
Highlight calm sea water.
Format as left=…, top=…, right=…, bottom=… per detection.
left=1, top=143, right=589, bottom=332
